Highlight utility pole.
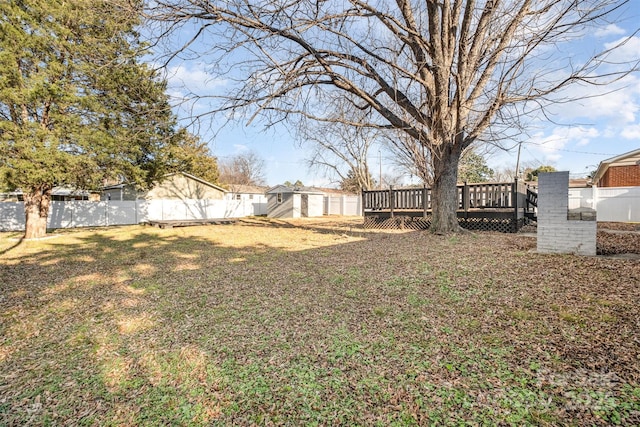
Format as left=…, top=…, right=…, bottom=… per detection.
left=515, top=141, right=523, bottom=179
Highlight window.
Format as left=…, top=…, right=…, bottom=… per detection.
left=249, top=194, right=254, bottom=200
left=235, top=194, right=241, bottom=200
left=277, top=193, right=283, bottom=203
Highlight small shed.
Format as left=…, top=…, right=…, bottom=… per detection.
left=592, top=148, right=640, bottom=187
left=102, top=172, right=226, bottom=201
left=266, top=185, right=325, bottom=218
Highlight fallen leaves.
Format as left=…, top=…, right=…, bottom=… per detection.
left=0, top=218, right=639, bottom=425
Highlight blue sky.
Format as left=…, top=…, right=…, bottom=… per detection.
left=156, top=2, right=640, bottom=187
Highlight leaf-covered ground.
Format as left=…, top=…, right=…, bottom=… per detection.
left=1, top=218, right=639, bottom=425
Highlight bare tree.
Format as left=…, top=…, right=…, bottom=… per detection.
left=148, top=0, right=638, bottom=233
left=490, top=166, right=517, bottom=183
left=385, top=130, right=434, bottom=186
left=296, top=101, right=378, bottom=192
left=218, top=151, right=266, bottom=187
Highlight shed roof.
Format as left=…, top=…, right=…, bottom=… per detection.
left=226, top=184, right=269, bottom=194
left=592, top=148, right=640, bottom=185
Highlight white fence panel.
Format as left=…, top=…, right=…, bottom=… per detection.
left=343, top=196, right=362, bottom=216
left=107, top=201, right=140, bottom=225
left=325, top=197, right=341, bottom=215
left=222, top=199, right=266, bottom=217
left=324, top=196, right=362, bottom=216
left=49, top=201, right=107, bottom=229
left=0, top=202, right=25, bottom=231
left=595, top=187, right=640, bottom=222
left=145, top=199, right=234, bottom=221
left=568, top=188, right=594, bottom=210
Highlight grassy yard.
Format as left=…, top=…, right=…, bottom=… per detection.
left=1, top=217, right=639, bottom=426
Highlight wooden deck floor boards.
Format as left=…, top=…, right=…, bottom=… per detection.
left=146, top=219, right=237, bottom=229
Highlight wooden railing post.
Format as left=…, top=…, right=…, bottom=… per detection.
left=512, top=178, right=519, bottom=231
left=463, top=182, right=470, bottom=213
left=422, top=185, right=428, bottom=218
left=389, top=185, right=394, bottom=218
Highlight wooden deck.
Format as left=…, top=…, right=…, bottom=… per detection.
left=146, top=218, right=237, bottom=229
left=362, top=181, right=537, bottom=232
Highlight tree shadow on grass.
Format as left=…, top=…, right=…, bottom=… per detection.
left=0, top=235, right=23, bottom=256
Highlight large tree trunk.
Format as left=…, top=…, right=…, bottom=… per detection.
left=23, top=187, right=52, bottom=239
left=430, top=144, right=464, bottom=234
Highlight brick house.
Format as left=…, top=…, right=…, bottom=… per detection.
left=592, top=148, right=640, bottom=187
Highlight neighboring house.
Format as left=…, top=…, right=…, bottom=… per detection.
left=100, top=183, right=138, bottom=201
left=225, top=184, right=269, bottom=203
left=224, top=184, right=269, bottom=216
left=314, top=187, right=358, bottom=197
left=266, top=185, right=325, bottom=218
left=101, top=172, right=227, bottom=201
left=569, top=178, right=590, bottom=188
left=592, top=148, right=640, bottom=187
left=0, top=186, right=99, bottom=202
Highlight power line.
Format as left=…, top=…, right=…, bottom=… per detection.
left=529, top=146, right=617, bottom=156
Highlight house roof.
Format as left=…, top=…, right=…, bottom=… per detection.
left=314, top=187, right=359, bottom=196
left=101, top=183, right=126, bottom=190
left=3, top=186, right=95, bottom=196
left=592, top=148, right=640, bottom=185
left=167, top=172, right=227, bottom=193
left=266, top=185, right=325, bottom=195
left=569, top=178, right=590, bottom=188
left=101, top=172, right=228, bottom=193
left=226, top=184, right=269, bottom=194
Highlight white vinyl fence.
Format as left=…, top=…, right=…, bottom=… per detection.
left=568, top=186, right=640, bottom=222
left=2, top=188, right=636, bottom=232
left=324, top=195, right=362, bottom=216
left=0, top=198, right=268, bottom=232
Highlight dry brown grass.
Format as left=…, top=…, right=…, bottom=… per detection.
left=1, top=218, right=639, bottom=425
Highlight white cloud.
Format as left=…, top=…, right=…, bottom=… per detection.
left=529, top=126, right=600, bottom=162
left=604, top=36, right=640, bottom=62
left=166, top=63, right=227, bottom=96
left=567, top=126, right=600, bottom=146
left=594, top=24, right=626, bottom=38
left=621, top=123, right=640, bottom=139
left=233, top=144, right=249, bottom=152
left=546, top=74, right=640, bottom=126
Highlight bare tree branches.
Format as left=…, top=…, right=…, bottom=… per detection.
left=295, top=101, right=378, bottom=191
left=147, top=0, right=638, bottom=232
left=218, top=151, right=266, bottom=187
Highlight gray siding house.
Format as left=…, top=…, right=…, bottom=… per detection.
left=266, top=185, right=325, bottom=218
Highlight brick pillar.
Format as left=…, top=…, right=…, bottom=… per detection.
left=537, top=172, right=596, bottom=256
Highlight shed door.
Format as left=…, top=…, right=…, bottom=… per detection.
left=301, top=194, right=309, bottom=217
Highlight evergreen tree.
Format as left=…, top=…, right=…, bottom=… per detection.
left=0, top=0, right=184, bottom=238
left=458, top=150, right=494, bottom=183
left=526, top=165, right=557, bottom=181
left=340, top=168, right=374, bottom=193
left=169, top=132, right=220, bottom=185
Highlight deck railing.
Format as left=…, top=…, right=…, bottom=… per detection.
left=363, top=180, right=529, bottom=214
